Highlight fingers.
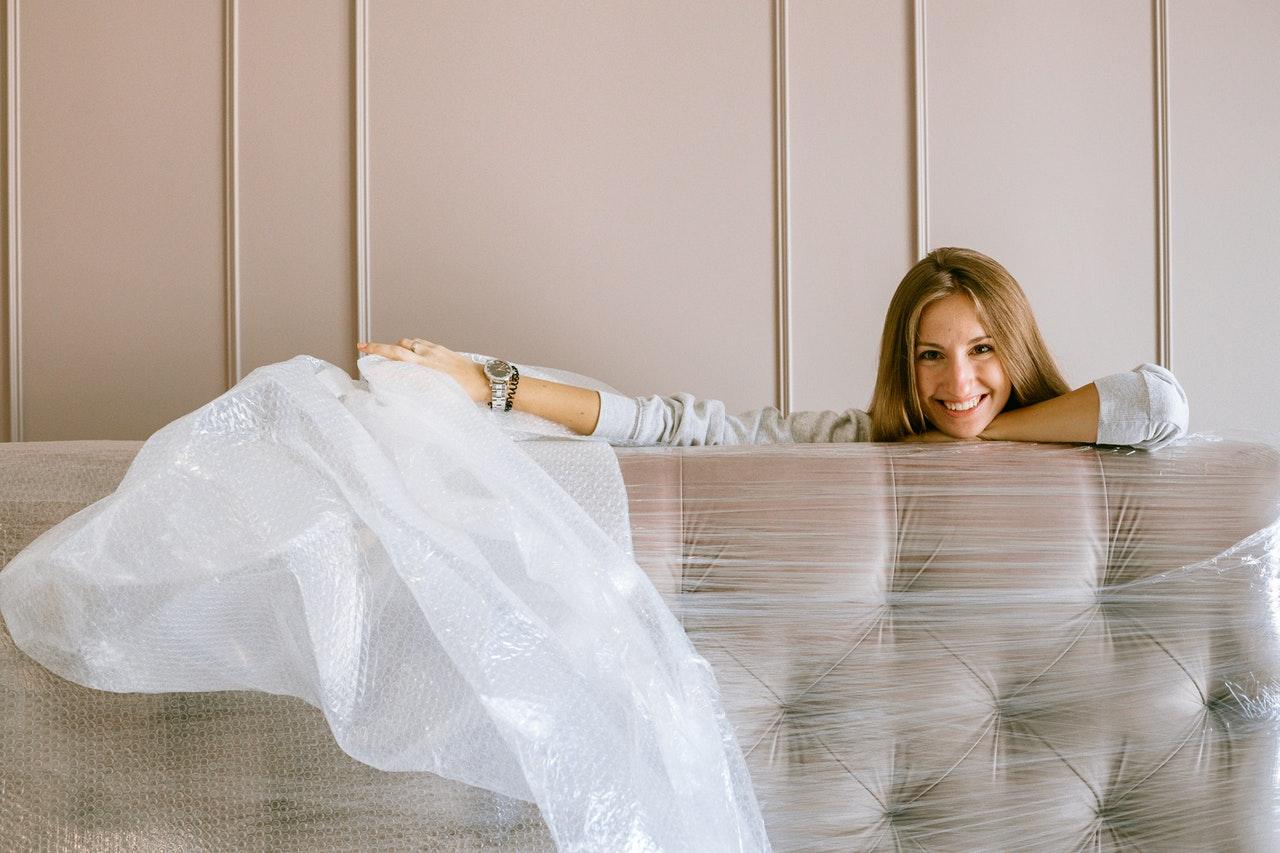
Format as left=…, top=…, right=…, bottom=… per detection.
left=398, top=337, right=447, bottom=356
left=356, top=341, right=416, bottom=361
left=356, top=338, right=452, bottom=365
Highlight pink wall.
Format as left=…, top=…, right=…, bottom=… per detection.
left=370, top=0, right=778, bottom=413
left=2, top=0, right=1275, bottom=441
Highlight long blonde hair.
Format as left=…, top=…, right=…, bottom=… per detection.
left=868, top=248, right=1070, bottom=442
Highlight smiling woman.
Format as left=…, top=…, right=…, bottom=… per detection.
left=870, top=247, right=1095, bottom=444
left=358, top=247, right=1189, bottom=452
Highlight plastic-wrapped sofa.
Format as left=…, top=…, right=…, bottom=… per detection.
left=2, top=438, right=1278, bottom=851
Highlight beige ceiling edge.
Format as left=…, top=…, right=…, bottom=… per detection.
left=773, top=0, right=792, bottom=416
left=353, top=0, right=370, bottom=347
left=6, top=0, right=20, bottom=442
left=223, top=0, right=242, bottom=388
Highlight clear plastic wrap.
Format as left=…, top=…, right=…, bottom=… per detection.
left=0, top=356, right=768, bottom=852
left=1, top=363, right=1278, bottom=851
left=616, top=438, right=1280, bottom=851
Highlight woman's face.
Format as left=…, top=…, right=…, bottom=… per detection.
left=913, top=293, right=1012, bottom=439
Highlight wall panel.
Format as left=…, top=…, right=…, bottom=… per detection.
left=788, top=0, right=914, bottom=414
left=1168, top=0, right=1280, bottom=433
left=369, top=0, right=777, bottom=411
left=925, top=0, right=1157, bottom=387
left=239, top=0, right=355, bottom=377
left=0, top=2, right=1274, bottom=440
left=17, top=0, right=225, bottom=440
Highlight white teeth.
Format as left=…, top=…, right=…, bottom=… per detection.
left=942, top=396, right=982, bottom=411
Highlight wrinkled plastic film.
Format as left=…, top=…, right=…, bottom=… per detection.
left=615, top=439, right=1280, bottom=851
left=0, top=356, right=769, bottom=852
left=2, top=365, right=1279, bottom=851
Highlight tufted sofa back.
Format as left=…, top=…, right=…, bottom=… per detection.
left=616, top=440, right=1280, bottom=851
left=1, top=439, right=1278, bottom=851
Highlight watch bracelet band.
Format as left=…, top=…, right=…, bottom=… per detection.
left=503, top=365, right=520, bottom=411
left=488, top=377, right=506, bottom=411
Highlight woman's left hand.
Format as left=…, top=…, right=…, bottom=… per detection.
left=356, top=338, right=489, bottom=403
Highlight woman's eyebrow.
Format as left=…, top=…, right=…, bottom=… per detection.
left=916, top=335, right=993, bottom=348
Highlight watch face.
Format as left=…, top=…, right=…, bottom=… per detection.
left=485, top=360, right=512, bottom=381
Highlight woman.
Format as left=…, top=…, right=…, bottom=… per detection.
left=358, top=247, right=1189, bottom=452
left=1, top=248, right=1187, bottom=850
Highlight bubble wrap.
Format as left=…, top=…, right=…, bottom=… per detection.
left=0, top=355, right=770, bottom=852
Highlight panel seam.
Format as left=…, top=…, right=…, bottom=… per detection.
left=772, top=0, right=791, bottom=417
left=6, top=0, right=20, bottom=441
left=223, top=0, right=241, bottom=388
left=353, top=0, right=371, bottom=347
left=1153, top=0, right=1171, bottom=368
left=912, top=0, right=929, bottom=261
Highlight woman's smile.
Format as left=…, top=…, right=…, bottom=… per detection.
left=935, top=393, right=988, bottom=417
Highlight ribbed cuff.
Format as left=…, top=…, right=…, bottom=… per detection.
left=592, top=391, right=640, bottom=442
left=1094, top=368, right=1150, bottom=446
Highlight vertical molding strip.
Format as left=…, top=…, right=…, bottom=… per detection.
left=912, top=0, right=929, bottom=261
left=354, top=0, right=371, bottom=346
left=223, top=0, right=241, bottom=388
left=773, top=0, right=792, bottom=416
left=1153, top=0, right=1171, bottom=369
left=6, top=0, right=20, bottom=441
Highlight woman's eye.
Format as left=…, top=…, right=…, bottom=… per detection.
left=917, top=351, right=941, bottom=361
left=973, top=344, right=994, bottom=355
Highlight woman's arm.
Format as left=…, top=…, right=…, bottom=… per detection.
left=511, top=373, right=602, bottom=435
left=594, top=392, right=870, bottom=446
left=355, top=338, right=872, bottom=445
left=978, top=364, right=1189, bottom=449
left=978, top=383, right=1101, bottom=443
left=357, top=339, right=602, bottom=435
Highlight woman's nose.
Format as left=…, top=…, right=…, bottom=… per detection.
left=945, top=358, right=977, bottom=393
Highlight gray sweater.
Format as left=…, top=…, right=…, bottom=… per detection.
left=592, top=363, right=1189, bottom=451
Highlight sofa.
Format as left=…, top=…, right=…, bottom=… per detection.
left=2, top=438, right=1278, bottom=851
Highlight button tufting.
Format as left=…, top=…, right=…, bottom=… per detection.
left=992, top=695, right=1024, bottom=719
left=1205, top=689, right=1235, bottom=714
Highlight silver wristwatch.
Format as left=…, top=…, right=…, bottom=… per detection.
left=483, top=359, right=517, bottom=411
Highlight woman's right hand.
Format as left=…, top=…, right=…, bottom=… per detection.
left=356, top=338, right=489, bottom=403
left=357, top=338, right=604, bottom=436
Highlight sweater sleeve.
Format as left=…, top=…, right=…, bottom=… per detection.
left=592, top=391, right=872, bottom=446
left=1093, top=363, right=1189, bottom=451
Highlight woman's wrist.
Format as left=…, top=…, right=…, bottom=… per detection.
left=474, top=360, right=522, bottom=410
left=467, top=362, right=489, bottom=403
